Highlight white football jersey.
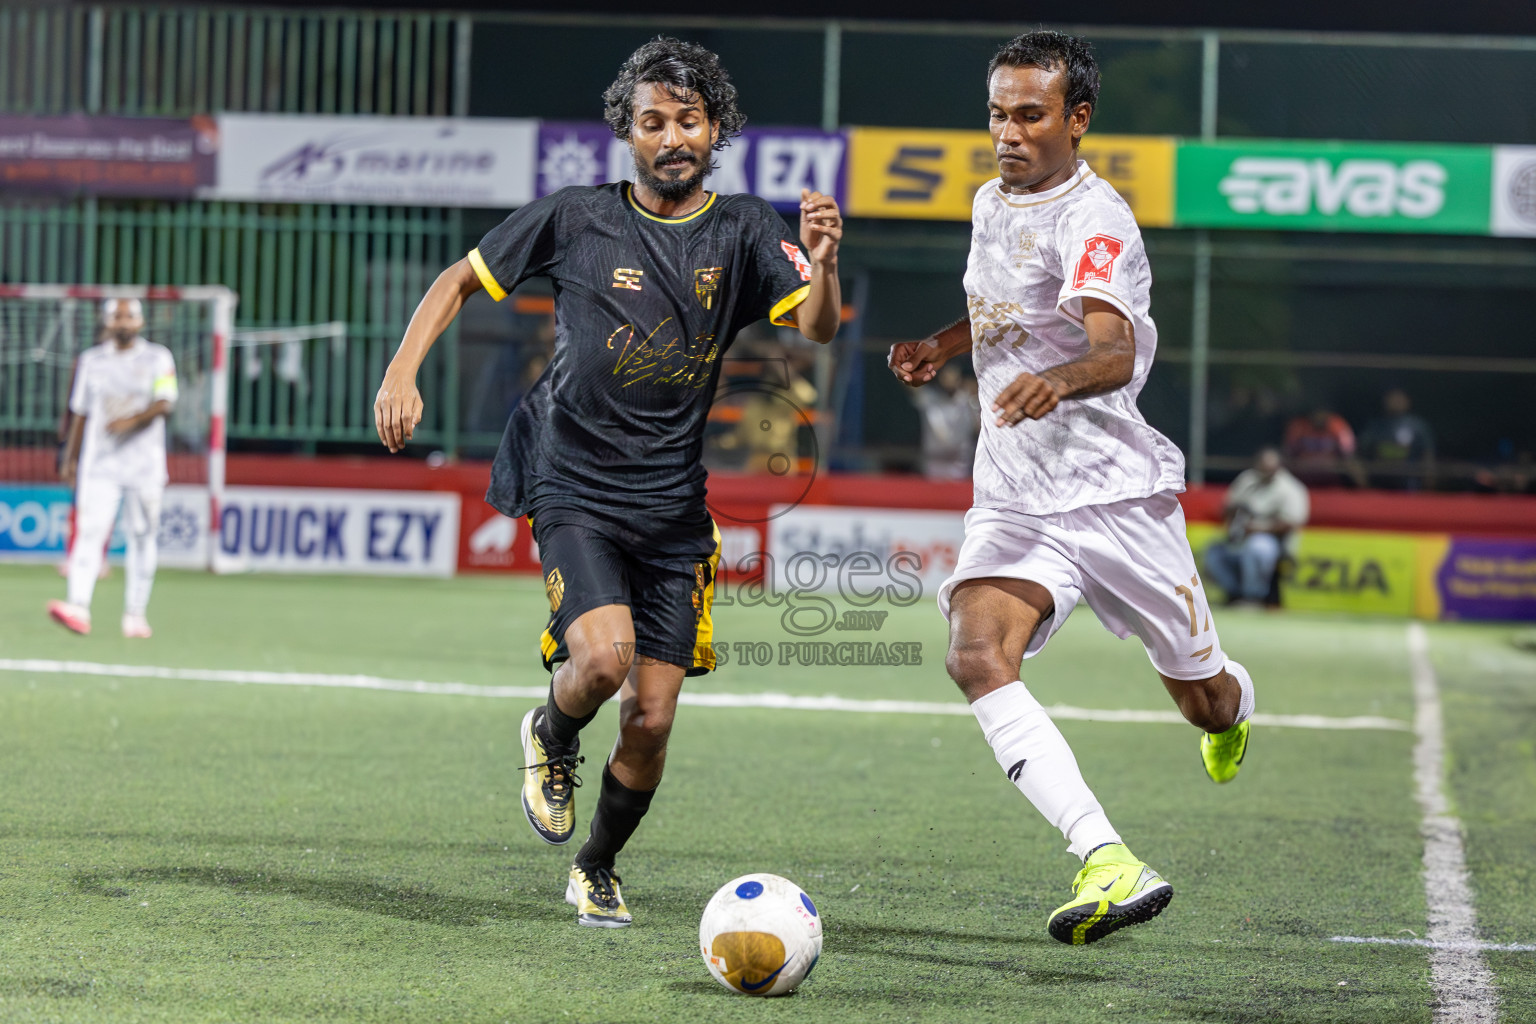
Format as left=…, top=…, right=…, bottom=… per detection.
left=69, top=337, right=178, bottom=486
left=963, top=160, right=1185, bottom=515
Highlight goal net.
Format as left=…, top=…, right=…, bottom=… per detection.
left=0, top=285, right=233, bottom=569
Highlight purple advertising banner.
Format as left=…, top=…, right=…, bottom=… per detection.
left=1436, top=536, right=1536, bottom=621
left=535, top=122, right=846, bottom=211
left=0, top=115, right=217, bottom=198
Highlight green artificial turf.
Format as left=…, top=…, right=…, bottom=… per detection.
left=0, top=564, right=1530, bottom=1022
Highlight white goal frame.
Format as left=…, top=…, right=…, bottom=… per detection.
left=0, top=283, right=235, bottom=569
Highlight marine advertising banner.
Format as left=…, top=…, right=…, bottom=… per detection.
left=0, top=115, right=217, bottom=198
left=211, top=115, right=537, bottom=207
left=534, top=123, right=846, bottom=212
left=1176, top=140, right=1493, bottom=234
left=845, top=128, right=1175, bottom=225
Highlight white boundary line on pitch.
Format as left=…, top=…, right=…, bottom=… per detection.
left=0, top=658, right=1410, bottom=731
left=1330, top=936, right=1536, bottom=954
left=1407, top=622, right=1501, bottom=1022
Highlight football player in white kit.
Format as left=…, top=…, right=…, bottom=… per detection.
left=48, top=299, right=178, bottom=638
left=889, top=31, right=1255, bottom=946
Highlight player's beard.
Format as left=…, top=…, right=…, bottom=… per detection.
left=633, top=145, right=711, bottom=203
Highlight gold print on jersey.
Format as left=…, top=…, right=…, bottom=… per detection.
left=612, top=267, right=645, bottom=291
left=546, top=568, right=565, bottom=612
left=694, top=267, right=724, bottom=310
left=966, top=294, right=1031, bottom=351
left=1013, top=229, right=1039, bottom=267
left=607, top=318, right=719, bottom=390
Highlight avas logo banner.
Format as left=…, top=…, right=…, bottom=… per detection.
left=1177, top=141, right=1492, bottom=233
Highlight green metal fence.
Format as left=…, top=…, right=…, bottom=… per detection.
left=0, top=5, right=469, bottom=450
left=3, top=6, right=1534, bottom=477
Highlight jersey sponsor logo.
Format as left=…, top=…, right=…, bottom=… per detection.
left=1072, top=234, right=1123, bottom=288
left=546, top=567, right=565, bottom=612
left=780, top=240, right=813, bottom=282
left=612, top=267, right=645, bottom=291
left=694, top=267, right=724, bottom=310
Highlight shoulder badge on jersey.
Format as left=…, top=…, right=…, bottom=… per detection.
left=1072, top=234, right=1123, bottom=289
left=780, top=240, right=813, bottom=283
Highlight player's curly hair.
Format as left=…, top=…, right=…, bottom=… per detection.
left=987, top=30, right=1101, bottom=115
left=602, top=36, right=746, bottom=151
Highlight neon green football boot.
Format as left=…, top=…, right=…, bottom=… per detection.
left=1201, top=719, right=1250, bottom=784
left=1046, top=843, right=1173, bottom=945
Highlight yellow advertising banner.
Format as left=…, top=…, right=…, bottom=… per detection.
left=846, top=128, right=1175, bottom=226
left=1186, top=524, right=1426, bottom=618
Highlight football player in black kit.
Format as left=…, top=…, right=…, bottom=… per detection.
left=374, top=37, right=842, bottom=927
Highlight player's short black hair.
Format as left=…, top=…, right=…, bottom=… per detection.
left=987, top=30, right=1100, bottom=115
left=602, top=36, right=746, bottom=151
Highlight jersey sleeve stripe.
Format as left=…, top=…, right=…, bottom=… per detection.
left=768, top=284, right=811, bottom=327
left=1057, top=284, right=1135, bottom=329
left=467, top=247, right=508, bottom=302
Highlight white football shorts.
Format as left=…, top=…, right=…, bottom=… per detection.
left=938, top=491, right=1224, bottom=680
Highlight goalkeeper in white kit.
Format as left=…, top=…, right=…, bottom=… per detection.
left=48, top=299, right=178, bottom=638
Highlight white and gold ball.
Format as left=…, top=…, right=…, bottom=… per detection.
left=699, top=873, right=822, bottom=997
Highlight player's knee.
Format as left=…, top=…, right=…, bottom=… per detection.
left=571, top=648, right=629, bottom=698
left=1168, top=671, right=1238, bottom=732
left=618, top=699, right=674, bottom=756
left=945, top=637, right=1013, bottom=697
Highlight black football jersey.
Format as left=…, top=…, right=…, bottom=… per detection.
left=469, top=182, right=814, bottom=520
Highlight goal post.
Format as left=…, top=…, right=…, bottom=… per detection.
left=0, top=284, right=235, bottom=570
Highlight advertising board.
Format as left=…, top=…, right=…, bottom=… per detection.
left=211, top=115, right=537, bottom=207
left=214, top=486, right=460, bottom=577
left=535, top=122, right=845, bottom=212
left=0, top=115, right=217, bottom=197
left=1176, top=140, right=1492, bottom=234
left=846, top=128, right=1174, bottom=225
left=0, top=484, right=208, bottom=569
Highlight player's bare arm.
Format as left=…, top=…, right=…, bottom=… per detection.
left=992, top=297, right=1134, bottom=426
left=106, top=399, right=172, bottom=438
left=374, top=257, right=483, bottom=453
left=60, top=414, right=85, bottom=487
left=889, top=317, right=973, bottom=386
left=795, top=189, right=843, bottom=343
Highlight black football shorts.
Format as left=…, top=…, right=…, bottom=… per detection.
left=530, top=505, right=721, bottom=676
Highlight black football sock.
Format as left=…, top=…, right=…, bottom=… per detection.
left=574, top=764, right=656, bottom=873
left=539, top=681, right=599, bottom=750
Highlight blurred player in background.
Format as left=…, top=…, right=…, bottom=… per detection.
left=374, top=38, right=842, bottom=928
left=889, top=31, right=1256, bottom=945
left=49, top=299, right=178, bottom=638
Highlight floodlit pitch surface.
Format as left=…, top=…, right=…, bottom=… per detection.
left=0, top=564, right=1531, bottom=1023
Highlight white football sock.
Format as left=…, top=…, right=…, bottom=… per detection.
left=1225, top=659, right=1255, bottom=725
left=971, top=680, right=1122, bottom=860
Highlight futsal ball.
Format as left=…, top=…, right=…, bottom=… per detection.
left=699, top=873, right=822, bottom=997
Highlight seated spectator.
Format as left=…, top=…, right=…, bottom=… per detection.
left=1359, top=388, right=1435, bottom=490
left=1284, top=406, right=1363, bottom=488
left=1205, top=447, right=1309, bottom=605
